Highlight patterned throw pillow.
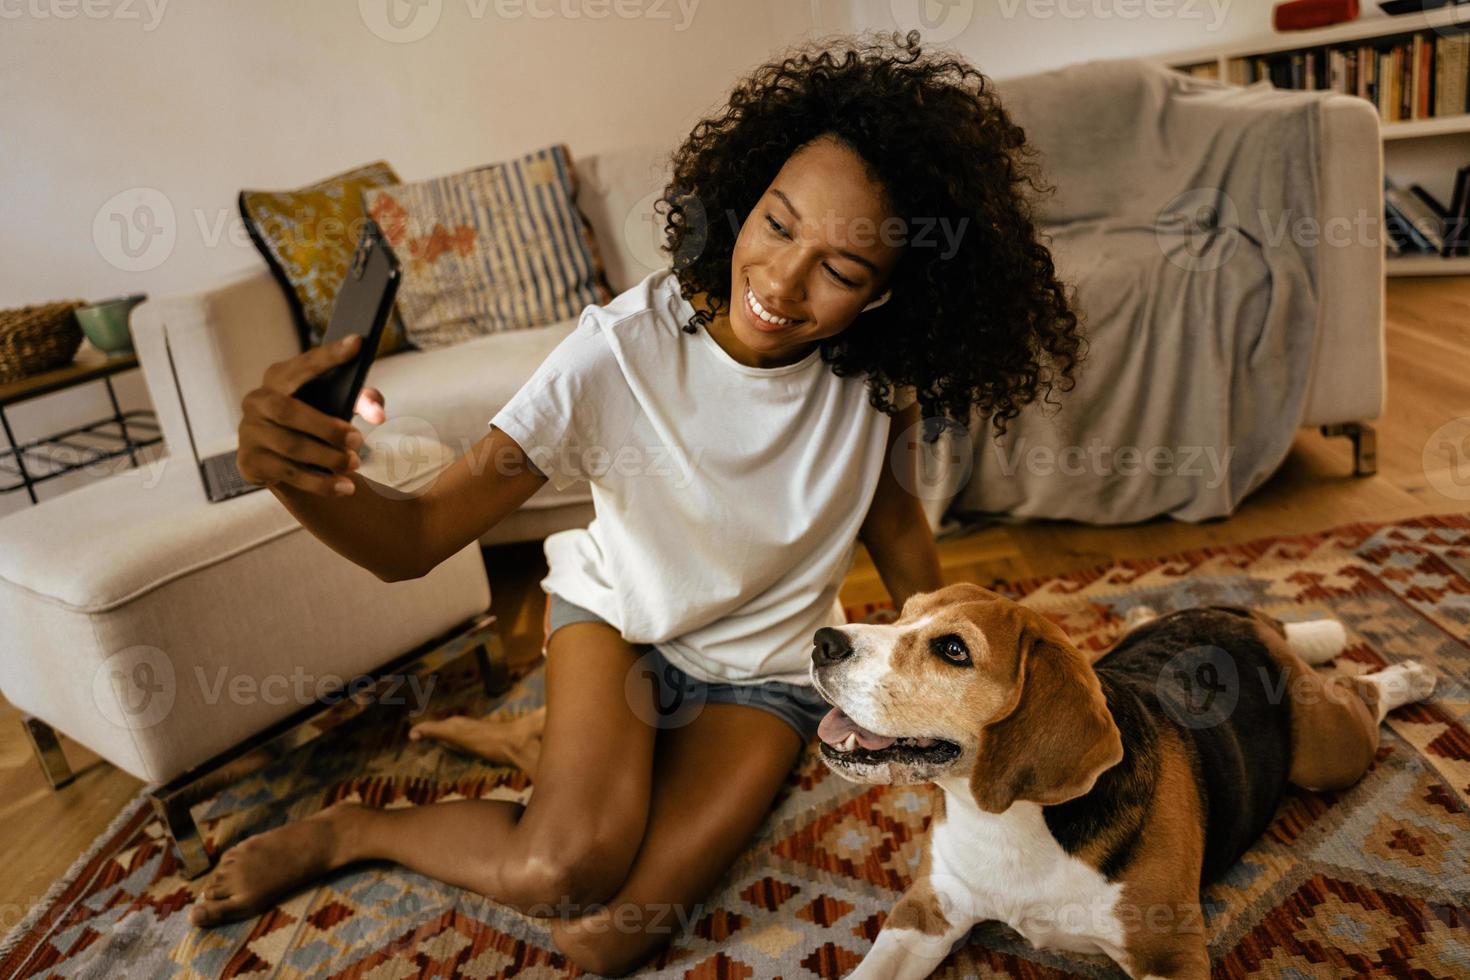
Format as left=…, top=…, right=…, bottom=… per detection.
left=363, top=144, right=611, bottom=350
left=239, top=161, right=410, bottom=357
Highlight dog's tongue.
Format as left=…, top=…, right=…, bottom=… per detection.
left=818, top=707, right=896, bottom=750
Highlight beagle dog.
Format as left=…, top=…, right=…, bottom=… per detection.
left=810, top=583, right=1436, bottom=980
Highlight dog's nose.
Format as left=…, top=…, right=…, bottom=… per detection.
left=812, top=627, right=853, bottom=667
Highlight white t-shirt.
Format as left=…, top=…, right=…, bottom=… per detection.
left=489, top=268, right=904, bottom=686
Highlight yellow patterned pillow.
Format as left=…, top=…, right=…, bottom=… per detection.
left=239, top=161, right=410, bottom=357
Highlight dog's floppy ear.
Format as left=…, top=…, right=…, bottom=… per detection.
left=969, top=617, right=1122, bottom=814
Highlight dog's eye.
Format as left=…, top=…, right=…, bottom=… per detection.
left=931, top=634, right=971, bottom=666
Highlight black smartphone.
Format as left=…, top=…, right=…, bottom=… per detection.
left=292, top=218, right=401, bottom=421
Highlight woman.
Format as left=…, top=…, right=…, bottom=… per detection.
left=190, top=30, right=1081, bottom=975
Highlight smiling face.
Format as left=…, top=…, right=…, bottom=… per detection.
left=707, top=133, right=903, bottom=369
left=809, top=582, right=1123, bottom=809
left=809, top=583, right=1030, bottom=785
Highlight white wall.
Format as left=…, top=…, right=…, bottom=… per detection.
left=855, top=0, right=1366, bottom=80
left=0, top=0, right=856, bottom=516
left=0, top=0, right=1373, bottom=517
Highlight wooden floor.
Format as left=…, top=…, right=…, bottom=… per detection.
left=2, top=277, right=1466, bottom=925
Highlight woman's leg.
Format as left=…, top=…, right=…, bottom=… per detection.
left=548, top=702, right=805, bottom=977
left=190, top=620, right=658, bottom=926
left=409, top=705, right=547, bottom=776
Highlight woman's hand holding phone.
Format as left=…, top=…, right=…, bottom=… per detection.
left=237, top=334, right=388, bottom=496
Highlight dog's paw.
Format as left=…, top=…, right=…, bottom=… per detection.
left=1385, top=660, right=1438, bottom=704
left=1361, top=660, right=1437, bottom=720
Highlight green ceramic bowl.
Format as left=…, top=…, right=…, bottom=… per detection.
left=75, top=293, right=147, bottom=355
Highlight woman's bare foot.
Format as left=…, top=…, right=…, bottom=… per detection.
left=410, top=706, right=545, bottom=777
left=189, top=802, right=360, bottom=927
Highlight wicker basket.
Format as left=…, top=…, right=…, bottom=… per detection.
left=0, top=300, right=86, bottom=384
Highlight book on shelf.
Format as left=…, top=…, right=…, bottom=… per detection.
left=1211, top=25, right=1470, bottom=124
left=1446, top=164, right=1470, bottom=256
left=1386, top=183, right=1445, bottom=252
left=1383, top=168, right=1470, bottom=259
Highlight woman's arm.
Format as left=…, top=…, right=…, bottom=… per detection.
left=858, top=401, right=945, bottom=609
left=240, top=337, right=548, bottom=582
left=407, top=425, right=549, bottom=578
left=268, top=426, right=547, bottom=582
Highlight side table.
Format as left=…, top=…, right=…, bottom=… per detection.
left=0, top=344, right=163, bottom=504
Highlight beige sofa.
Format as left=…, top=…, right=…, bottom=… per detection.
left=129, top=65, right=1383, bottom=545
left=130, top=145, right=677, bottom=547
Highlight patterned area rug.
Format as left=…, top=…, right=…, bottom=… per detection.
left=4, top=514, right=1469, bottom=979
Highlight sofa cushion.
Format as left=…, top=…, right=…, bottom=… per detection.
left=363, top=316, right=593, bottom=511
left=365, top=145, right=611, bottom=350
left=576, top=144, right=673, bottom=293
left=239, top=160, right=411, bottom=358
left=0, top=432, right=458, bottom=611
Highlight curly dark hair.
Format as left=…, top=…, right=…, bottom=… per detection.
left=656, top=30, right=1083, bottom=438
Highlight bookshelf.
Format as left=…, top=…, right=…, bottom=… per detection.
left=1161, top=8, right=1470, bottom=277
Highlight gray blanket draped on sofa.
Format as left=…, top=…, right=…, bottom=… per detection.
left=930, top=59, right=1323, bottom=529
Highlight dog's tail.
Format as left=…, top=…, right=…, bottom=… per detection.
left=1284, top=619, right=1347, bottom=665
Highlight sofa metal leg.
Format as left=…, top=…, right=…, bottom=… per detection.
left=1320, top=422, right=1377, bottom=477
left=22, top=716, right=75, bottom=789
left=149, top=791, right=211, bottom=879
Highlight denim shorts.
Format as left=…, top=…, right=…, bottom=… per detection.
left=542, top=591, right=830, bottom=743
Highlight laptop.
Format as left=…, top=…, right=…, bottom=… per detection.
left=161, top=326, right=262, bottom=502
